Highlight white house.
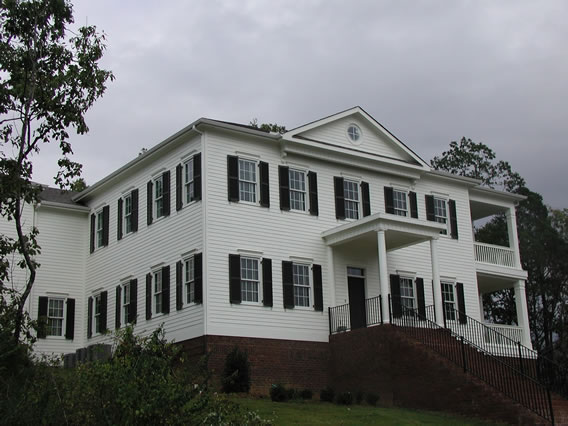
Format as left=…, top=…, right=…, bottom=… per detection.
left=9, top=107, right=531, bottom=377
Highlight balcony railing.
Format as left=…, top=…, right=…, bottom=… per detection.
left=486, top=323, right=523, bottom=344
left=474, top=242, right=516, bottom=267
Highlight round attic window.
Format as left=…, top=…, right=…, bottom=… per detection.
left=347, top=124, right=361, bottom=144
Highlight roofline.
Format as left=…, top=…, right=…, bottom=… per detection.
left=73, top=118, right=280, bottom=202
left=427, top=169, right=482, bottom=186
left=37, top=200, right=90, bottom=213
left=470, top=186, right=527, bottom=202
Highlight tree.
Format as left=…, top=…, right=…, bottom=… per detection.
left=0, top=0, right=114, bottom=343
left=249, top=118, right=287, bottom=134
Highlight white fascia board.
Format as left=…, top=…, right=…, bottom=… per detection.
left=36, top=201, right=90, bottom=213
left=470, top=186, right=526, bottom=204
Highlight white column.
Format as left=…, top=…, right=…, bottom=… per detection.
left=327, top=245, right=336, bottom=308
left=377, top=230, right=390, bottom=324
left=514, top=280, right=532, bottom=348
left=430, top=237, right=444, bottom=327
left=478, top=292, right=485, bottom=322
left=506, top=208, right=521, bottom=268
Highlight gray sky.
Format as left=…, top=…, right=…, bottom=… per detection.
left=32, top=0, right=567, bottom=208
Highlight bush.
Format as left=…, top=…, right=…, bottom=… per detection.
left=320, top=386, right=335, bottom=402
left=355, top=390, right=364, bottom=404
left=300, top=388, right=313, bottom=400
left=335, top=391, right=353, bottom=405
left=270, top=384, right=289, bottom=402
left=366, top=392, right=379, bottom=406
left=221, top=346, right=251, bottom=393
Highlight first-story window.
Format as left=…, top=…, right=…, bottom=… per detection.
left=434, top=197, right=448, bottom=235
left=393, top=190, right=408, bottom=216
left=289, top=169, right=307, bottom=211
left=185, top=257, right=195, bottom=304
left=94, top=294, right=102, bottom=334
left=239, top=159, right=257, bottom=203
left=400, top=277, right=415, bottom=312
left=344, top=179, right=360, bottom=219
left=122, top=282, right=130, bottom=325
left=442, top=282, right=456, bottom=321
left=241, top=257, right=260, bottom=303
left=47, top=298, right=64, bottom=336
left=293, top=263, right=311, bottom=307
left=184, top=159, right=195, bottom=204
left=154, top=270, right=163, bottom=314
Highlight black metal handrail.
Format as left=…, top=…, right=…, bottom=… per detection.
left=329, top=295, right=383, bottom=334
left=366, top=295, right=382, bottom=327
left=390, top=298, right=554, bottom=424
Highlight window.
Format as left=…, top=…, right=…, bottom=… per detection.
left=96, top=210, right=104, bottom=248
left=400, top=277, right=415, bottom=312
left=154, top=270, right=163, bottom=314
left=434, top=197, right=448, bottom=235
left=344, top=179, right=360, bottom=219
left=94, top=294, right=102, bottom=334
left=185, top=257, right=195, bottom=304
left=184, top=159, right=195, bottom=204
left=123, top=193, right=133, bottom=235
left=154, top=177, right=164, bottom=218
left=442, top=282, right=456, bottom=321
left=289, top=169, right=307, bottom=211
left=239, top=159, right=257, bottom=203
left=393, top=190, right=408, bottom=217
left=47, top=298, right=64, bottom=336
left=122, top=282, right=130, bottom=325
left=240, top=257, right=260, bottom=303
left=293, top=263, right=311, bottom=307
left=347, top=124, right=361, bottom=143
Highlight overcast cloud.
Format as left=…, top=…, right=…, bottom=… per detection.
left=30, top=0, right=568, bottom=208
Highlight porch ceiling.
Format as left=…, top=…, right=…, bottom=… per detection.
left=321, top=212, right=446, bottom=251
left=477, top=270, right=527, bottom=293
left=470, top=200, right=508, bottom=221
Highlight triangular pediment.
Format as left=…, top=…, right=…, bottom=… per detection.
left=283, top=107, right=429, bottom=168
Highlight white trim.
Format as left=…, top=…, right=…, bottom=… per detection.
left=46, top=291, right=69, bottom=296
left=150, top=262, right=165, bottom=270
left=237, top=248, right=264, bottom=256
left=151, top=167, right=166, bottom=178
left=289, top=255, right=314, bottom=263
left=396, top=270, right=416, bottom=277
left=181, top=248, right=198, bottom=258
left=181, top=149, right=198, bottom=161
left=235, top=151, right=260, bottom=160
left=120, top=186, right=136, bottom=195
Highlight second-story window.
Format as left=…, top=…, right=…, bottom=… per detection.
left=123, top=193, right=133, bottom=234
left=154, top=177, right=164, bottom=218
left=96, top=210, right=104, bottom=248
left=289, top=169, right=307, bottom=211
left=239, top=159, right=257, bottom=203
left=184, top=159, right=194, bottom=204
left=434, top=197, right=448, bottom=235
left=344, top=180, right=360, bottom=219
left=334, top=177, right=370, bottom=220
left=393, top=190, right=408, bottom=217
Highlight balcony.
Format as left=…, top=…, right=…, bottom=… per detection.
left=474, top=242, right=516, bottom=268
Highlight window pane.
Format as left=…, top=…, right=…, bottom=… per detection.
left=393, top=190, right=407, bottom=216
left=344, top=180, right=359, bottom=219
left=293, top=264, right=310, bottom=307
left=240, top=258, right=259, bottom=303
left=400, top=278, right=415, bottom=312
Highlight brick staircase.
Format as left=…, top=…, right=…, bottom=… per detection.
left=330, top=325, right=568, bottom=424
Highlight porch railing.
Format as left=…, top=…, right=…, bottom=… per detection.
left=474, top=242, right=516, bottom=267
left=329, top=295, right=383, bottom=334
left=486, top=323, right=523, bottom=344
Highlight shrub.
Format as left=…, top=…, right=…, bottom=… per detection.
left=270, top=384, right=289, bottom=402
left=300, top=388, right=313, bottom=400
left=335, top=391, right=353, bottom=405
left=366, top=392, right=379, bottom=406
left=320, top=386, right=335, bottom=402
left=221, top=346, right=251, bottom=393
left=355, top=390, right=364, bottom=404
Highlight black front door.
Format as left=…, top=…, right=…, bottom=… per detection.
left=348, top=276, right=366, bottom=329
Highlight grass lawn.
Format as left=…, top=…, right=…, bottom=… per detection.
left=232, top=396, right=498, bottom=425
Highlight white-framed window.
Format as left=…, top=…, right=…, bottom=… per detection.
left=400, top=277, right=415, bottom=312
left=94, top=294, right=102, bottom=334
left=347, top=124, right=361, bottom=143
left=239, top=158, right=257, bottom=203
left=240, top=257, right=260, bottom=303
left=344, top=179, right=360, bottom=220
left=153, top=269, right=163, bottom=314
left=122, top=282, right=131, bottom=325
left=393, top=190, right=408, bottom=217
left=123, top=193, right=133, bottom=235
left=434, top=197, right=448, bottom=235
left=154, top=176, right=164, bottom=219
left=96, top=210, right=104, bottom=248
left=185, top=256, right=195, bottom=304
left=47, top=298, right=64, bottom=337
left=184, top=158, right=195, bottom=204
left=293, top=263, right=311, bottom=307
left=442, top=282, right=456, bottom=321
left=289, top=169, right=307, bottom=211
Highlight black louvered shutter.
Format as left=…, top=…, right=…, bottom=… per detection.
left=176, top=163, right=183, bottom=211
left=262, top=258, right=273, bottom=307
left=425, top=195, right=435, bottom=221
left=279, top=166, right=290, bottom=211
left=409, top=191, right=418, bottom=219
left=102, top=206, right=110, bottom=247
left=162, top=265, right=170, bottom=314
left=194, top=253, right=203, bottom=304
left=308, top=171, right=318, bottom=216
left=259, top=161, right=270, bottom=207
left=334, top=177, right=345, bottom=219
left=176, top=260, right=183, bottom=310
left=313, top=264, right=323, bottom=311
left=162, top=171, right=171, bottom=217
left=416, top=278, right=425, bottom=318
left=115, top=285, right=121, bottom=329
left=87, top=296, right=93, bottom=338
left=147, top=181, right=153, bottom=225
left=65, top=298, right=75, bottom=340
left=227, top=155, right=239, bottom=201
left=456, top=282, right=467, bottom=324
left=131, top=189, right=139, bottom=232
left=229, top=254, right=241, bottom=304
left=129, top=279, right=137, bottom=323
left=361, top=182, right=371, bottom=217
left=100, top=291, right=108, bottom=332
left=193, top=153, right=202, bottom=201
left=384, top=187, right=394, bottom=214
left=90, top=214, right=95, bottom=253
left=117, top=198, right=123, bottom=240
left=390, top=274, right=402, bottom=318
left=449, top=199, right=458, bottom=239
left=37, top=297, right=48, bottom=338
left=146, top=273, right=152, bottom=320
left=282, top=261, right=294, bottom=309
